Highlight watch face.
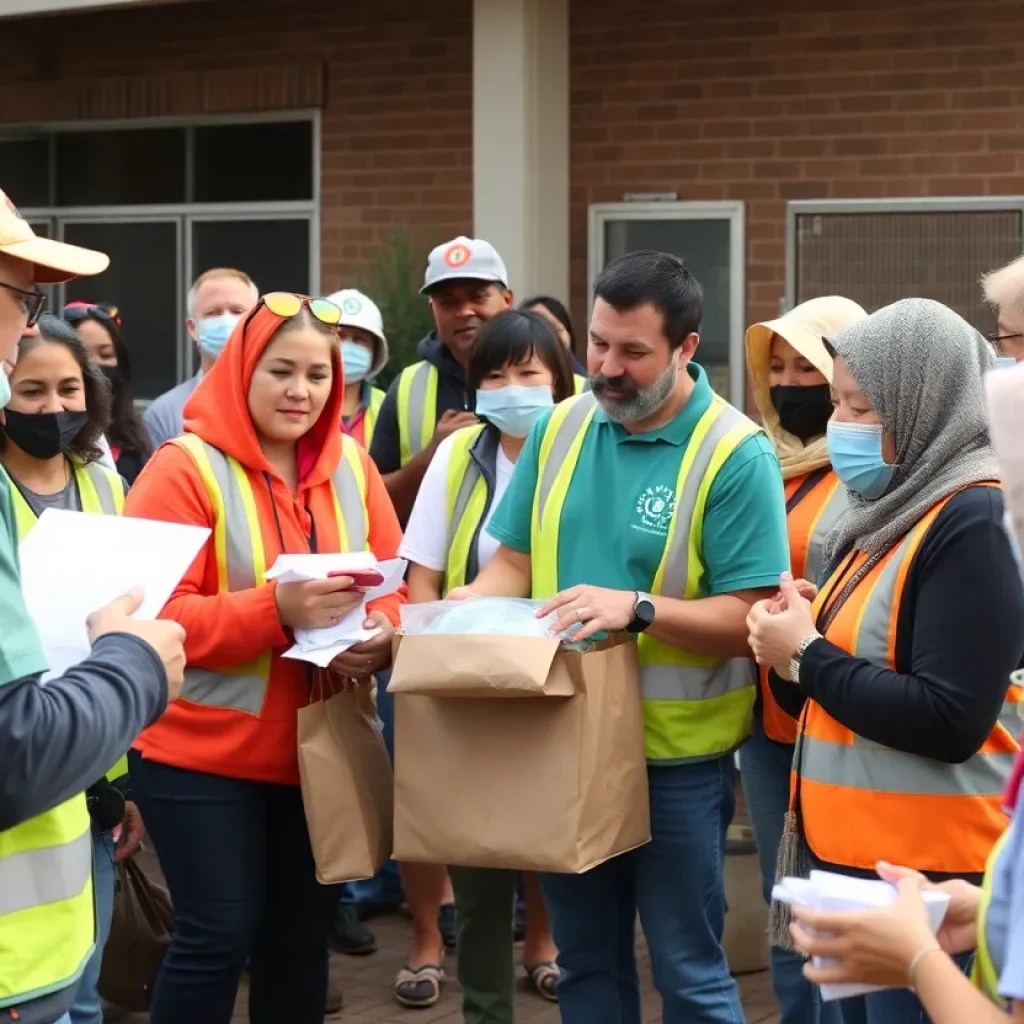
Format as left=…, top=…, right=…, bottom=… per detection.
left=635, top=596, right=655, bottom=625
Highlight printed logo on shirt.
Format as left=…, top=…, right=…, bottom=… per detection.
left=632, top=484, right=676, bottom=537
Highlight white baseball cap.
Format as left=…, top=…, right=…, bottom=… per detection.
left=325, top=288, right=390, bottom=379
left=421, top=235, right=508, bottom=294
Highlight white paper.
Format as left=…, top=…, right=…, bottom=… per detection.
left=18, top=508, right=210, bottom=681
left=264, top=551, right=377, bottom=584
left=772, top=870, right=950, bottom=1001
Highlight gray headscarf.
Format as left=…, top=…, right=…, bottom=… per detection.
left=823, top=297, right=1001, bottom=561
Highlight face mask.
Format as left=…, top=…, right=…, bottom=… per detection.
left=474, top=385, right=554, bottom=438
left=340, top=342, right=373, bottom=383
left=826, top=420, right=896, bottom=499
left=993, top=356, right=1018, bottom=371
left=770, top=384, right=833, bottom=441
left=0, top=368, right=9, bottom=410
left=99, top=363, right=121, bottom=394
left=3, top=409, right=89, bottom=460
left=196, top=313, right=240, bottom=360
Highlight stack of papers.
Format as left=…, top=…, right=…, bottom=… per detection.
left=265, top=554, right=406, bottom=668
left=772, top=870, right=950, bottom=1001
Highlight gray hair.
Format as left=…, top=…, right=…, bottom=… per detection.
left=981, top=255, right=1024, bottom=319
left=823, top=297, right=1000, bottom=560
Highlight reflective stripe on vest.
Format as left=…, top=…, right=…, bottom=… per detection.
left=799, top=485, right=1020, bottom=873
left=397, top=362, right=439, bottom=467
left=445, top=424, right=489, bottom=591
left=0, top=794, right=94, bottom=1008
left=363, top=387, right=386, bottom=449
left=171, top=434, right=370, bottom=716
left=10, top=461, right=129, bottom=782
left=759, top=470, right=847, bottom=745
left=973, top=827, right=1011, bottom=1006
left=531, top=391, right=760, bottom=763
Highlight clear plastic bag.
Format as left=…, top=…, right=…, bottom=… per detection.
left=400, top=598, right=558, bottom=638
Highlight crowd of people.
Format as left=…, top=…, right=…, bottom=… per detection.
left=1, top=175, right=1024, bottom=1024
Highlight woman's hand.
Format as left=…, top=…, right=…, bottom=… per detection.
left=114, top=800, right=145, bottom=863
left=877, top=861, right=982, bottom=955
left=275, top=578, right=365, bottom=630
left=446, top=586, right=478, bottom=602
left=790, top=875, right=943, bottom=989
left=746, top=573, right=819, bottom=676
left=327, top=611, right=395, bottom=683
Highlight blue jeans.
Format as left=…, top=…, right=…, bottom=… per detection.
left=341, top=671, right=404, bottom=907
left=541, top=757, right=743, bottom=1024
left=742, top=714, right=840, bottom=1024
left=69, top=824, right=117, bottom=1024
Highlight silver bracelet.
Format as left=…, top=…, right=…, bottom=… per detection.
left=907, top=945, right=942, bottom=991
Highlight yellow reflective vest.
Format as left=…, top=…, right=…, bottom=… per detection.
left=396, top=361, right=439, bottom=467
left=170, top=433, right=370, bottom=716
left=443, top=424, right=497, bottom=591
left=363, top=386, right=386, bottom=449
left=530, top=392, right=759, bottom=762
left=573, top=373, right=587, bottom=395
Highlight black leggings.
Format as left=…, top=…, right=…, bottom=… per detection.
left=129, top=752, right=340, bottom=1024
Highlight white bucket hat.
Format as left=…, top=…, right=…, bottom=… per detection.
left=326, top=288, right=390, bottom=380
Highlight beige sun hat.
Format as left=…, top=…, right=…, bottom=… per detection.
left=0, top=188, right=109, bottom=283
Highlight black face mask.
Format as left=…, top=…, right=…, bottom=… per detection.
left=770, top=384, right=833, bottom=442
left=99, top=363, right=121, bottom=394
left=3, top=409, right=90, bottom=460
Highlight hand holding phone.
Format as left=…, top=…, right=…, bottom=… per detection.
left=329, top=569, right=384, bottom=589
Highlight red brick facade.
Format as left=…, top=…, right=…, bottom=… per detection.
left=2, top=0, right=1024, bottom=330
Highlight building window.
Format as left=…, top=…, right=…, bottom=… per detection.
left=2, top=114, right=319, bottom=400
left=587, top=201, right=747, bottom=405
left=786, top=198, right=1024, bottom=333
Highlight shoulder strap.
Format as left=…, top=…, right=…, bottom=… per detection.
left=786, top=467, right=831, bottom=515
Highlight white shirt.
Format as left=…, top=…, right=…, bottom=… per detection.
left=97, top=433, right=118, bottom=473
left=399, top=432, right=516, bottom=574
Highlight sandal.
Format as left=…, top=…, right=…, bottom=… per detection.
left=524, top=961, right=560, bottom=1002
left=394, top=963, right=445, bottom=1008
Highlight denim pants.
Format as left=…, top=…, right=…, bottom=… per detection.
left=541, top=757, right=743, bottom=1024
left=741, top=713, right=840, bottom=1024
left=69, top=824, right=117, bottom=1024
left=129, top=752, right=340, bottom=1024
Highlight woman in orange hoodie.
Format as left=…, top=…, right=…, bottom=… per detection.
left=124, top=293, right=403, bottom=1024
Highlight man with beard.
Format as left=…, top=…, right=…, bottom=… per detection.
left=370, top=236, right=514, bottom=523
left=448, top=250, right=790, bottom=1024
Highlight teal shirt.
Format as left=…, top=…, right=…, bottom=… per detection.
left=487, top=364, right=791, bottom=598
left=0, top=466, right=47, bottom=687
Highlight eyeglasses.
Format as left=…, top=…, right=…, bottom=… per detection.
left=986, top=331, right=1024, bottom=355
left=0, top=280, right=45, bottom=328
left=261, top=292, right=342, bottom=326
left=63, top=301, right=123, bottom=329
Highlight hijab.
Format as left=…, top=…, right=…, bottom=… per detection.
left=823, top=297, right=1000, bottom=561
left=745, top=296, right=867, bottom=480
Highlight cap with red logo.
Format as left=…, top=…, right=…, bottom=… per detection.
left=0, top=187, right=109, bottom=283
left=421, top=235, right=508, bottom=295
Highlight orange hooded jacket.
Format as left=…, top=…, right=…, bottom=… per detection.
left=125, top=303, right=404, bottom=785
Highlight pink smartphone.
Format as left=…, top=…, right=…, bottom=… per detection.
left=328, top=569, right=384, bottom=588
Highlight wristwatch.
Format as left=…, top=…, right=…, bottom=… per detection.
left=787, top=633, right=822, bottom=683
left=627, top=592, right=656, bottom=634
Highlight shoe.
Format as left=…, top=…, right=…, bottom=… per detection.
left=438, top=902, right=457, bottom=951
left=395, top=962, right=445, bottom=1008
left=330, top=902, right=378, bottom=956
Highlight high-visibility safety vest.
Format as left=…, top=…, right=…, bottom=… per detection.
left=573, top=374, right=587, bottom=395
left=396, top=361, right=439, bottom=467
left=531, top=392, right=760, bottom=763
left=973, top=825, right=1011, bottom=1007
left=444, top=423, right=499, bottom=590
left=363, top=387, right=386, bottom=449
left=171, top=433, right=370, bottom=716
left=759, top=467, right=847, bottom=745
left=11, top=460, right=129, bottom=783
left=798, top=486, right=1022, bottom=873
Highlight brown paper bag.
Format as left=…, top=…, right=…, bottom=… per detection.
left=297, top=677, right=394, bottom=884
left=392, top=634, right=650, bottom=873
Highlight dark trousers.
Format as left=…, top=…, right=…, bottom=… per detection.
left=129, top=752, right=340, bottom=1024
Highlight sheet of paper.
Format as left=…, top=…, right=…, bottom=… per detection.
left=18, top=508, right=210, bottom=682
left=264, top=551, right=377, bottom=584
left=282, top=628, right=382, bottom=668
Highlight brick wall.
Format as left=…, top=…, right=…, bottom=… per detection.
left=570, top=0, right=1024, bottom=329
left=0, top=0, right=474, bottom=290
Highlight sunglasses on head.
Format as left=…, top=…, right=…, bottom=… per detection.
left=259, top=292, right=342, bottom=326
left=63, top=301, right=123, bottom=329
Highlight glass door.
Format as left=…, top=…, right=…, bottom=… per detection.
left=588, top=202, right=746, bottom=405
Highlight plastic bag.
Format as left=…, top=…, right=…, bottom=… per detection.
left=400, top=598, right=558, bottom=638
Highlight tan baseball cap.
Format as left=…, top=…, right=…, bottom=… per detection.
left=0, top=188, right=109, bottom=284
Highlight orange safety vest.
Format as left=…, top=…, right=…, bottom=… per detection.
left=759, top=468, right=846, bottom=745
left=797, top=485, right=1022, bottom=873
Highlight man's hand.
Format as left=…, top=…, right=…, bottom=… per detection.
left=539, top=585, right=636, bottom=641
left=432, top=409, right=479, bottom=446
left=275, top=578, right=366, bottom=630
left=327, top=611, right=395, bottom=685
left=86, top=588, right=186, bottom=701
left=114, top=800, right=145, bottom=863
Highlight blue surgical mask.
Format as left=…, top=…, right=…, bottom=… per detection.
left=340, top=342, right=373, bottom=383
left=993, top=356, right=1018, bottom=371
left=826, top=420, right=896, bottom=499
left=474, top=385, right=554, bottom=438
left=0, top=367, right=9, bottom=410
left=196, top=313, right=240, bottom=360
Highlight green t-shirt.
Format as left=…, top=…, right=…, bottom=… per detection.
left=0, top=465, right=47, bottom=687
left=487, top=363, right=791, bottom=597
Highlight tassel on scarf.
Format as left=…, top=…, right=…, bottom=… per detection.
left=768, top=809, right=810, bottom=951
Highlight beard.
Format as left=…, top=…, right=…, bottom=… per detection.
left=591, top=359, right=679, bottom=424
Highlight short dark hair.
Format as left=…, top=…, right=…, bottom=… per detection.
left=467, top=309, right=576, bottom=403
left=521, top=295, right=576, bottom=350
left=593, top=250, right=703, bottom=349
left=0, top=314, right=111, bottom=464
